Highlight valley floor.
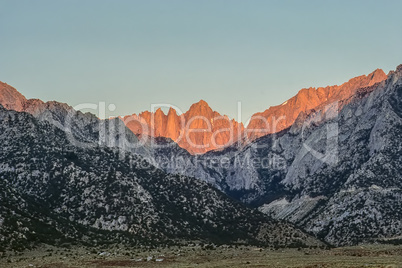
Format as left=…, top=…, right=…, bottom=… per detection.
left=0, top=244, right=401, bottom=268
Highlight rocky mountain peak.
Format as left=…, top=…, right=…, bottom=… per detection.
left=155, top=107, right=165, bottom=114
left=386, top=64, right=402, bottom=86
left=186, top=99, right=213, bottom=116
left=392, top=64, right=402, bottom=79
left=368, top=68, right=387, bottom=84
left=0, top=81, right=27, bottom=112
left=396, top=64, right=402, bottom=73
left=167, top=107, right=177, bottom=116
left=194, top=99, right=209, bottom=107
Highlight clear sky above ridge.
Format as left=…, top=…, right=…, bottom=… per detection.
left=0, top=0, right=401, bottom=122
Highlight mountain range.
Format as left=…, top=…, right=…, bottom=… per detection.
left=121, top=68, right=386, bottom=154
left=0, top=67, right=388, bottom=156
left=0, top=65, right=401, bottom=249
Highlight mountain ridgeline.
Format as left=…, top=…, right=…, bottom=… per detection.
left=121, top=68, right=386, bottom=154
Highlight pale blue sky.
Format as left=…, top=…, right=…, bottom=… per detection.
left=0, top=0, right=401, bottom=122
